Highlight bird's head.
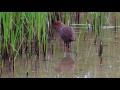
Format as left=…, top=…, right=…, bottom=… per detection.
left=54, top=21, right=64, bottom=31
left=54, top=21, right=63, bottom=26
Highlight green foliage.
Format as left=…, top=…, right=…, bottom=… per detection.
left=0, top=12, right=49, bottom=61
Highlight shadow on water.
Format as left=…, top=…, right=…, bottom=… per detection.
left=55, top=52, right=75, bottom=74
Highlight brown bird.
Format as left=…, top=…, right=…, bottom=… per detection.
left=54, top=21, right=76, bottom=52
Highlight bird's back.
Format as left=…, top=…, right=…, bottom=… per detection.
left=59, top=25, right=75, bottom=43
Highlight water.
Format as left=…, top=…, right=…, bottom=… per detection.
left=0, top=29, right=120, bottom=78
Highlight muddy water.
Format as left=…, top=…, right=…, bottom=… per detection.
left=0, top=28, right=120, bottom=78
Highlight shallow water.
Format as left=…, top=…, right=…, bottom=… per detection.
left=0, top=29, right=120, bottom=78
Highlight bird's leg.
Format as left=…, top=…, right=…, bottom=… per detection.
left=66, top=43, right=68, bottom=52
left=68, top=42, right=71, bottom=51
left=64, top=42, right=66, bottom=52
left=66, top=43, right=70, bottom=52
left=68, top=43, right=70, bottom=52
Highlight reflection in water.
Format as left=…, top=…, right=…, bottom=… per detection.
left=55, top=52, right=75, bottom=73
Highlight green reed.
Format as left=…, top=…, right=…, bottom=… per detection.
left=0, top=12, right=116, bottom=62
left=93, top=12, right=105, bottom=43
left=105, top=12, right=111, bottom=26
left=0, top=12, right=50, bottom=62
left=99, top=12, right=105, bottom=41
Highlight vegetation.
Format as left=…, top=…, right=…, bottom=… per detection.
left=0, top=12, right=119, bottom=72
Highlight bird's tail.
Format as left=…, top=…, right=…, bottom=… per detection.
left=71, top=37, right=76, bottom=41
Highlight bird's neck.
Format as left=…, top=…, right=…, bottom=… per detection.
left=57, top=23, right=65, bottom=32
left=59, top=23, right=64, bottom=27
left=58, top=24, right=65, bottom=30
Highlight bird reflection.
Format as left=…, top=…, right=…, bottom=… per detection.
left=55, top=52, right=75, bottom=73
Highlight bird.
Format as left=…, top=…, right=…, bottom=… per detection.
left=54, top=21, right=76, bottom=52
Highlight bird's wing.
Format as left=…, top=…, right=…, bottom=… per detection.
left=61, top=26, right=74, bottom=37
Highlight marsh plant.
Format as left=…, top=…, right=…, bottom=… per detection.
left=0, top=12, right=118, bottom=71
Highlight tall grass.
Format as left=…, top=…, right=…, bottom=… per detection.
left=0, top=12, right=118, bottom=65
left=100, top=12, right=105, bottom=41
left=0, top=12, right=50, bottom=63
left=92, top=12, right=105, bottom=44
left=0, top=12, right=74, bottom=62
